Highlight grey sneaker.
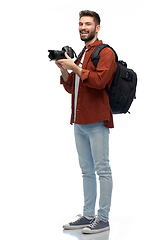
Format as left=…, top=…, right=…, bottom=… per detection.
left=63, top=214, right=95, bottom=230
left=82, top=216, right=110, bottom=234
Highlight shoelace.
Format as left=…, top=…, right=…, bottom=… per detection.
left=71, top=214, right=83, bottom=224
left=89, top=217, right=101, bottom=229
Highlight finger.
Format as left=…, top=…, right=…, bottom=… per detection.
left=55, top=61, right=64, bottom=70
left=55, top=61, right=61, bottom=66
left=64, top=52, right=70, bottom=59
left=56, top=60, right=63, bottom=64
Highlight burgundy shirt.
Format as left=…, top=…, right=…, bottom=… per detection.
left=60, top=40, right=117, bottom=128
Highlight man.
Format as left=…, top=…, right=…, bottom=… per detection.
left=55, top=10, right=117, bottom=234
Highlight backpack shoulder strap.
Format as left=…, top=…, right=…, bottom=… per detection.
left=91, top=44, right=118, bottom=69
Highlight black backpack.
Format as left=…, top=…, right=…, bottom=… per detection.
left=91, top=44, right=137, bottom=114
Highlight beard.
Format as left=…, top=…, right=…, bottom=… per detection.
left=80, top=27, right=96, bottom=42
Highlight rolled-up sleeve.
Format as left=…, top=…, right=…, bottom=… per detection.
left=60, top=72, right=75, bottom=94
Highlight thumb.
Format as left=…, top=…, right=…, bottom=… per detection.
left=65, top=52, right=71, bottom=59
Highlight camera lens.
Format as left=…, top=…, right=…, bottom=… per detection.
left=48, top=50, right=66, bottom=61
left=48, top=50, right=55, bottom=60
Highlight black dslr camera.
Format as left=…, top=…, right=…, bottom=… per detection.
left=48, top=46, right=77, bottom=61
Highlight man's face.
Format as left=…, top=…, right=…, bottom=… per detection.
left=79, top=16, right=99, bottom=42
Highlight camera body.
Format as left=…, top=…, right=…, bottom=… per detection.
left=48, top=46, right=75, bottom=61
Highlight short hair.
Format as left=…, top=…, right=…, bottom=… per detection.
left=79, top=10, right=101, bottom=26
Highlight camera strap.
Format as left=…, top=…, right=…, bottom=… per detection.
left=74, top=47, right=85, bottom=65
left=74, top=39, right=99, bottom=65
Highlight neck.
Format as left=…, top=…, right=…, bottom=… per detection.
left=85, top=35, right=98, bottom=48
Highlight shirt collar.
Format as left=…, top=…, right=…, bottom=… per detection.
left=85, top=40, right=103, bottom=51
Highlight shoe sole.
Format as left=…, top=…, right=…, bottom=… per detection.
left=82, top=226, right=110, bottom=234
left=63, top=224, right=91, bottom=230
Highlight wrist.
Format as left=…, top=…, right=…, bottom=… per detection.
left=72, top=64, right=82, bottom=77
left=61, top=69, right=69, bottom=82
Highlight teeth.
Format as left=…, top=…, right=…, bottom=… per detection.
left=81, top=31, right=88, bottom=34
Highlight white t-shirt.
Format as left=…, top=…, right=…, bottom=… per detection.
left=74, top=50, right=87, bottom=122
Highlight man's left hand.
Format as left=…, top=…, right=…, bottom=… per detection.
left=56, top=52, right=76, bottom=70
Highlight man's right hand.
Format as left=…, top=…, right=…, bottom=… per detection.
left=55, top=61, right=64, bottom=71
left=55, top=61, right=69, bottom=82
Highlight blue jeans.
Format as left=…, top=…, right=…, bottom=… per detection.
left=74, top=122, right=113, bottom=222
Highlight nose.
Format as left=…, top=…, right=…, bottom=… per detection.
left=82, top=24, right=86, bottom=29
left=80, top=23, right=88, bottom=30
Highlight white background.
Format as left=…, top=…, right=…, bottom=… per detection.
left=0, top=0, right=168, bottom=240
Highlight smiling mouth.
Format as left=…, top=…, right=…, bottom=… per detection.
left=80, top=31, right=89, bottom=35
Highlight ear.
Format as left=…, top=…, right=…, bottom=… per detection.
left=96, top=25, right=100, bottom=33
